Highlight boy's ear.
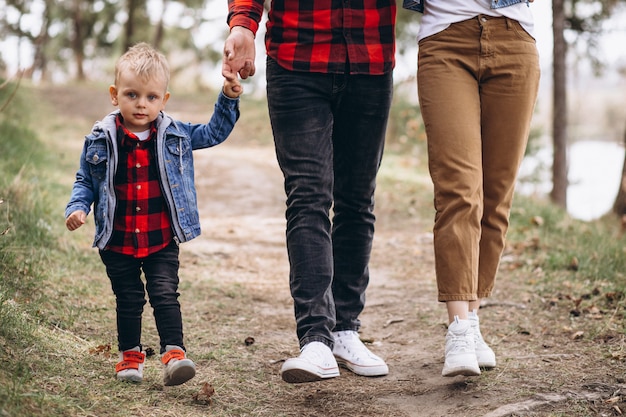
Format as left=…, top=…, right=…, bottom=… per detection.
left=109, top=85, right=118, bottom=106
left=161, top=91, right=171, bottom=109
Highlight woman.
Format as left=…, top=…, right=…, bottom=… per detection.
left=415, top=0, right=540, bottom=377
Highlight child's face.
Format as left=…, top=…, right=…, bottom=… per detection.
left=109, top=69, right=170, bottom=132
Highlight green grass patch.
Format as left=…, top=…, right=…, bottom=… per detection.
left=508, top=195, right=626, bottom=334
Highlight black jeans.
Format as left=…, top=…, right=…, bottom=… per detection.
left=99, top=240, right=185, bottom=354
left=266, top=57, right=393, bottom=348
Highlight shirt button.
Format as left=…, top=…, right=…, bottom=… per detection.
left=137, top=185, right=141, bottom=190
left=135, top=228, right=140, bottom=233
left=136, top=163, right=141, bottom=168
left=135, top=207, right=141, bottom=212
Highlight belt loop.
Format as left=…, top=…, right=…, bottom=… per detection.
left=505, top=17, right=511, bottom=30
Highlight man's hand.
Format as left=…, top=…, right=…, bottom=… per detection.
left=223, top=26, right=256, bottom=80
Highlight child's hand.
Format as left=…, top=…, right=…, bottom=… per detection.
left=66, top=210, right=86, bottom=231
left=223, top=72, right=243, bottom=99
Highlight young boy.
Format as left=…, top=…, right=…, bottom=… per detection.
left=65, top=42, right=241, bottom=386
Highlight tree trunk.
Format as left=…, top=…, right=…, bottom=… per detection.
left=28, top=0, right=52, bottom=81
left=551, top=0, right=568, bottom=208
left=152, top=0, right=166, bottom=50
left=72, top=0, right=85, bottom=80
left=612, top=121, right=626, bottom=218
left=124, top=0, right=140, bottom=52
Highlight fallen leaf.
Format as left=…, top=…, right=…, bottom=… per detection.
left=89, top=344, right=112, bottom=358
left=244, top=336, right=255, bottom=346
left=567, top=256, right=579, bottom=271
left=571, top=331, right=584, bottom=340
left=192, top=382, right=215, bottom=405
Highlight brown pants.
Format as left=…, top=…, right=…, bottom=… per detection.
left=417, top=15, right=541, bottom=302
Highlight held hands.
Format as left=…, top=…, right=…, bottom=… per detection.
left=222, top=26, right=256, bottom=80
left=223, top=73, right=243, bottom=99
left=66, top=210, right=86, bottom=231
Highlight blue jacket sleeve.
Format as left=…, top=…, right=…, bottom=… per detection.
left=179, top=91, right=241, bottom=150
left=65, top=139, right=97, bottom=219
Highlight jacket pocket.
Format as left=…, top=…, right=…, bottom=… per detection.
left=165, top=137, right=190, bottom=157
left=85, top=143, right=108, bottom=181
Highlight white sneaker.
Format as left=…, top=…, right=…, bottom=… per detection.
left=116, top=346, right=145, bottom=383
left=469, top=311, right=497, bottom=368
left=162, top=345, right=196, bottom=386
left=280, top=342, right=340, bottom=383
left=332, top=330, right=389, bottom=377
left=442, top=317, right=481, bottom=377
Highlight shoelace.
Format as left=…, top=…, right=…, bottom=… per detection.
left=446, top=331, right=474, bottom=353
left=303, top=344, right=332, bottom=365
left=336, top=333, right=377, bottom=361
left=470, top=322, right=490, bottom=349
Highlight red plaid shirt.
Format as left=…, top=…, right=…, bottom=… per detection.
left=227, top=0, right=396, bottom=75
left=107, top=115, right=173, bottom=257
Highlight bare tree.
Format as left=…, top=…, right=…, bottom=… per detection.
left=551, top=0, right=568, bottom=208
left=612, top=122, right=626, bottom=223
left=70, top=0, right=86, bottom=80
left=549, top=0, right=626, bottom=209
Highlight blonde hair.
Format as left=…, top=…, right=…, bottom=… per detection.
left=114, top=42, right=170, bottom=88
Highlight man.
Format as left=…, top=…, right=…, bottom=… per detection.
left=223, top=0, right=395, bottom=383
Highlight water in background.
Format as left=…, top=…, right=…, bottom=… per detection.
left=518, top=140, right=625, bottom=221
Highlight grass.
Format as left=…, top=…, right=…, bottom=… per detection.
left=507, top=196, right=626, bottom=335
left=0, top=80, right=625, bottom=416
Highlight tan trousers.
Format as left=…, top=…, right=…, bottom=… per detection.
left=417, top=16, right=540, bottom=302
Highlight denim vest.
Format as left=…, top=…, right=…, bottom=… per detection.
left=402, top=0, right=526, bottom=13
left=65, top=92, right=239, bottom=249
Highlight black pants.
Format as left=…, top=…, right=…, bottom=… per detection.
left=100, top=240, right=185, bottom=354
left=266, top=57, right=393, bottom=348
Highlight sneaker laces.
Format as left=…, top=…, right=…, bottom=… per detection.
left=445, top=320, right=475, bottom=355
left=469, top=313, right=490, bottom=349
left=446, top=332, right=474, bottom=354
left=300, top=342, right=335, bottom=367
left=335, top=331, right=376, bottom=359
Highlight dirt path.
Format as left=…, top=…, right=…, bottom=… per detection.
left=44, top=84, right=625, bottom=416
left=181, top=136, right=625, bottom=417
left=183, top=143, right=469, bottom=416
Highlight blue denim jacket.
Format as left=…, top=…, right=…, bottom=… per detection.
left=65, top=91, right=240, bottom=249
left=402, top=0, right=527, bottom=13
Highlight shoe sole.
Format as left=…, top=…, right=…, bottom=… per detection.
left=117, top=369, right=143, bottom=383
left=117, top=375, right=143, bottom=383
left=442, top=365, right=481, bottom=377
left=335, top=358, right=389, bottom=377
left=280, top=359, right=340, bottom=384
left=164, top=364, right=196, bottom=386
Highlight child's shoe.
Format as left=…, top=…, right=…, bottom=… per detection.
left=162, top=345, right=196, bottom=386
left=116, top=346, right=145, bottom=383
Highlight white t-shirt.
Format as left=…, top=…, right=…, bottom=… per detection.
left=417, top=0, right=535, bottom=41
left=136, top=130, right=151, bottom=141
